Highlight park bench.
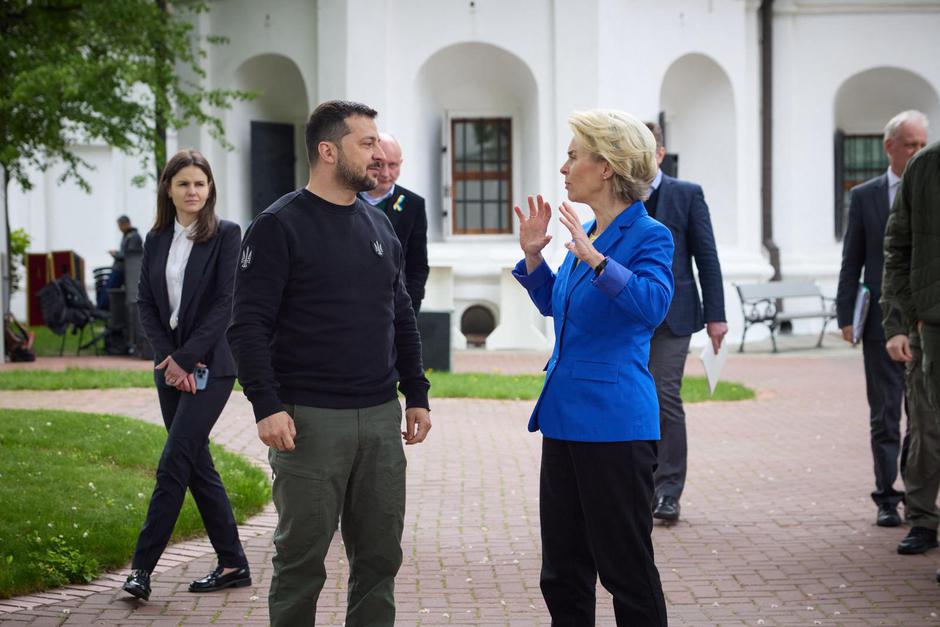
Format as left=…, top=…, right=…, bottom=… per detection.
left=734, top=281, right=837, bottom=353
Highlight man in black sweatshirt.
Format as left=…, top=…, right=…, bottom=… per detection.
left=227, top=100, right=431, bottom=627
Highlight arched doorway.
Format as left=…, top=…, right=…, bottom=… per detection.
left=659, top=53, right=737, bottom=247
left=832, top=67, right=940, bottom=237
left=228, top=54, right=309, bottom=223
left=413, top=42, right=540, bottom=242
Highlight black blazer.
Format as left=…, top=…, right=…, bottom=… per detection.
left=137, top=219, right=241, bottom=376
left=371, top=184, right=429, bottom=312
left=836, top=173, right=891, bottom=340
left=654, top=174, right=725, bottom=336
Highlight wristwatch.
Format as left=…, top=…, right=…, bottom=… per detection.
left=593, top=256, right=609, bottom=277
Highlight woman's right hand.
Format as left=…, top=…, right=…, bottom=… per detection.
left=514, top=194, right=553, bottom=259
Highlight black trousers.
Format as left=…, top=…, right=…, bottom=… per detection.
left=648, top=326, right=693, bottom=501
left=862, top=335, right=908, bottom=507
left=132, top=372, right=248, bottom=573
left=540, top=437, right=667, bottom=626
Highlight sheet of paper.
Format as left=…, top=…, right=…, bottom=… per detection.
left=699, top=340, right=729, bottom=396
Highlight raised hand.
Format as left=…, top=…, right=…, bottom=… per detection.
left=558, top=202, right=604, bottom=269
left=514, top=195, right=553, bottom=260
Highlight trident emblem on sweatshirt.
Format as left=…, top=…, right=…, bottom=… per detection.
left=371, top=240, right=384, bottom=257
left=240, top=246, right=253, bottom=270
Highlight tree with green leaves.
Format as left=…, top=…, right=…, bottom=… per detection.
left=0, top=0, right=253, bottom=307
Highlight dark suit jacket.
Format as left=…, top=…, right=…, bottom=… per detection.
left=836, top=173, right=892, bottom=341
left=137, top=219, right=241, bottom=376
left=369, top=184, right=429, bottom=312
left=113, top=227, right=143, bottom=272
left=654, top=174, right=725, bottom=336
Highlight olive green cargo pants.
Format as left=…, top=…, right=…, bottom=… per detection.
left=904, top=325, right=940, bottom=530
left=268, top=399, right=406, bottom=627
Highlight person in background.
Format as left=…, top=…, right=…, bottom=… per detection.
left=513, top=109, right=673, bottom=625
left=121, top=150, right=250, bottom=602
left=97, top=215, right=142, bottom=311
left=643, top=121, right=726, bottom=524
left=361, top=132, right=429, bottom=314
left=836, top=110, right=928, bottom=528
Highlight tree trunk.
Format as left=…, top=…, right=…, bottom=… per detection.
left=154, top=0, right=169, bottom=181
left=1, top=164, right=9, bottom=362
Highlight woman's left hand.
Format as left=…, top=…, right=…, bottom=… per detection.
left=558, top=202, right=605, bottom=270
left=155, top=355, right=196, bottom=394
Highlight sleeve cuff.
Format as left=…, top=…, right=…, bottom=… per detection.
left=250, top=391, right=286, bottom=423
left=171, top=350, right=195, bottom=373
left=401, top=382, right=430, bottom=411
left=512, top=258, right=552, bottom=290
left=590, top=257, right=633, bottom=298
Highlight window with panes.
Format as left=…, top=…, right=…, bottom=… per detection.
left=834, top=132, right=888, bottom=239
left=451, top=118, right=512, bottom=235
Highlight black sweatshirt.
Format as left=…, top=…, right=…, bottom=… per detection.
left=227, top=189, right=430, bottom=422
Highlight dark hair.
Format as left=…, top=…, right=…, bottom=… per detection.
left=644, top=122, right=665, bottom=150
left=153, top=149, right=218, bottom=244
left=117, top=215, right=130, bottom=225
left=305, top=100, right=378, bottom=164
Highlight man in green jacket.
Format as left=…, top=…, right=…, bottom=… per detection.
left=881, top=140, right=940, bottom=583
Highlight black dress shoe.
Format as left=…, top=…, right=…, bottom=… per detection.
left=898, top=527, right=939, bottom=555
left=653, top=496, right=680, bottom=522
left=188, top=565, right=252, bottom=593
left=876, top=503, right=902, bottom=527
left=122, top=569, right=151, bottom=601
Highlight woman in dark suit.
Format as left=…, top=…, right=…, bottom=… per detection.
left=513, top=110, right=674, bottom=625
left=122, top=150, right=250, bottom=601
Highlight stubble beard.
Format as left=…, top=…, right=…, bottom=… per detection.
left=337, top=150, right=377, bottom=193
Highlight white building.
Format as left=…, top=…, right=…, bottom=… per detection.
left=10, top=0, right=940, bottom=350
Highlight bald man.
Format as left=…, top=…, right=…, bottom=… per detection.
left=361, top=133, right=430, bottom=314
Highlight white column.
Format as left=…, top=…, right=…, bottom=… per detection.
left=487, top=266, right=548, bottom=350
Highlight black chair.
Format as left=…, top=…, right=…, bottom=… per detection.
left=37, top=276, right=110, bottom=356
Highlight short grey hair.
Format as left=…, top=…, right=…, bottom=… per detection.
left=884, top=110, right=929, bottom=141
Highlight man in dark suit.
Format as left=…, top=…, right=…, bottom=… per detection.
left=97, top=214, right=143, bottom=310
left=836, top=110, right=928, bottom=529
left=361, top=133, right=429, bottom=314
left=644, top=122, right=727, bottom=523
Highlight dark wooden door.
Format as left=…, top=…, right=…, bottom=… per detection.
left=251, top=121, right=295, bottom=217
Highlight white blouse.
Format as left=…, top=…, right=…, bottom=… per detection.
left=166, top=219, right=195, bottom=330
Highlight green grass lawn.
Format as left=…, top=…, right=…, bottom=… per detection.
left=0, top=368, right=754, bottom=402
left=0, top=409, right=270, bottom=599
left=29, top=325, right=99, bottom=357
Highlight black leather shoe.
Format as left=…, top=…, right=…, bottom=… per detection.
left=122, top=569, right=151, bottom=601
left=936, top=569, right=940, bottom=584
left=897, top=527, right=939, bottom=555
left=876, top=503, right=902, bottom=527
left=188, top=565, right=251, bottom=593
left=653, top=496, right=680, bottom=522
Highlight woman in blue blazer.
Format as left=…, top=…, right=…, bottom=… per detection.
left=513, top=110, right=674, bottom=626
left=121, top=150, right=250, bottom=602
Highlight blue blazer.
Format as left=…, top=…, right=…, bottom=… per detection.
left=514, top=201, right=675, bottom=442
left=655, top=175, right=725, bottom=336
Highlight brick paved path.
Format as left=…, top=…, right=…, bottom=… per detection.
left=2, top=345, right=940, bottom=625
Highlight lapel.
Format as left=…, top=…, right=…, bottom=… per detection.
left=563, top=201, right=647, bottom=303
left=873, top=173, right=889, bottom=220
left=152, top=228, right=174, bottom=329
left=177, top=237, right=213, bottom=332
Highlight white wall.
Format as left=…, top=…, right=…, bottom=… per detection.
left=773, top=3, right=940, bottom=282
